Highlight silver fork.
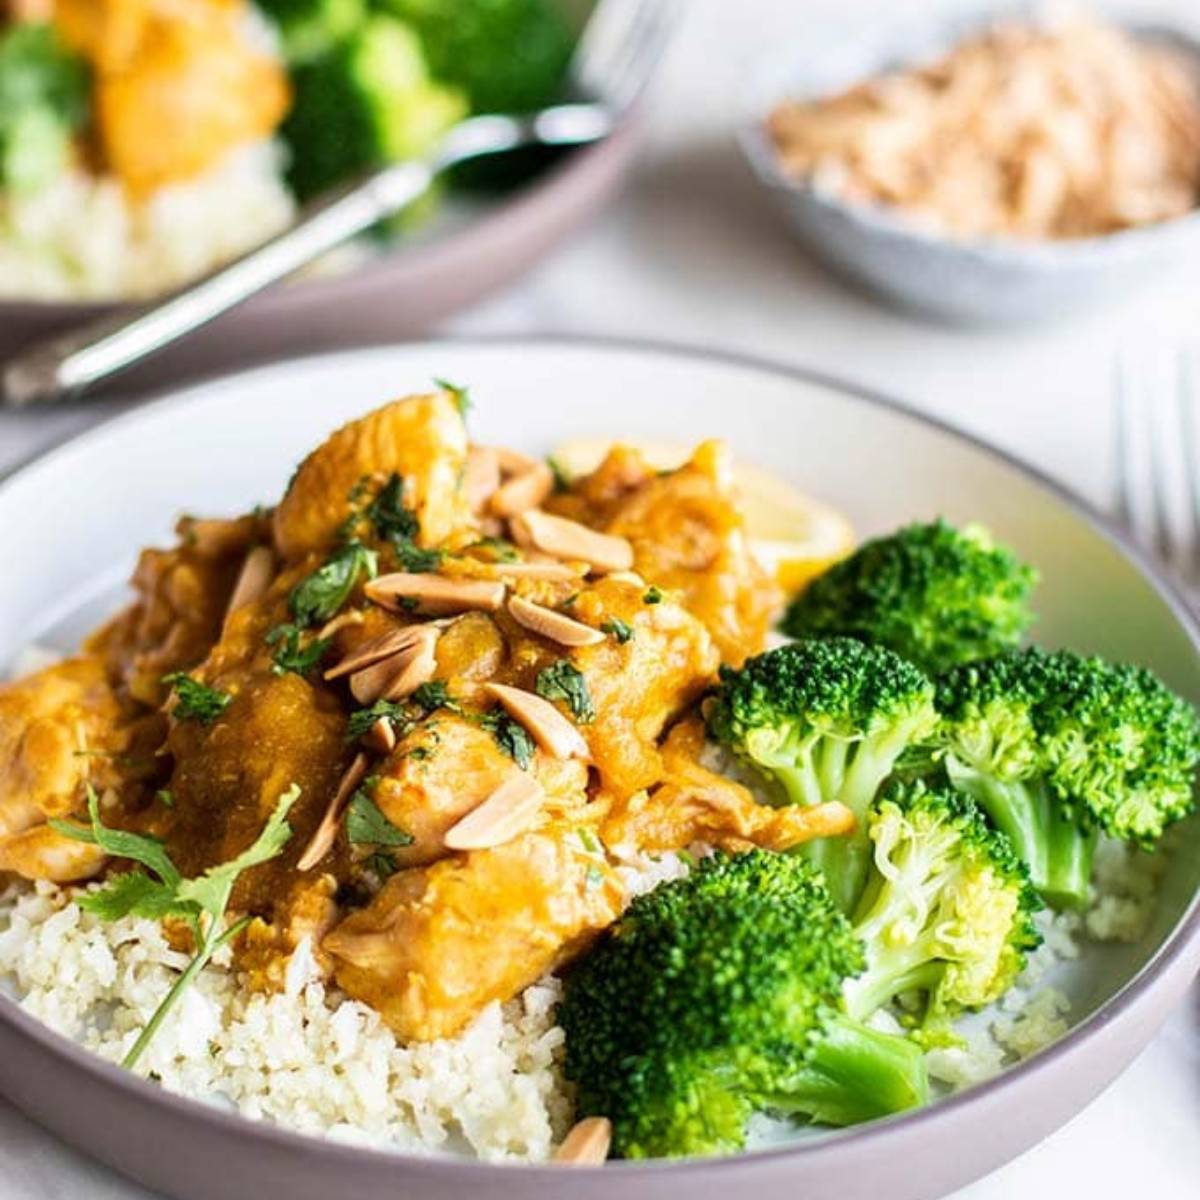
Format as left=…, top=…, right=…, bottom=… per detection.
left=1, top=0, right=675, bottom=408
left=1113, top=352, right=1200, bottom=592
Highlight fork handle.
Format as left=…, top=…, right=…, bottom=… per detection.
left=1, top=107, right=610, bottom=407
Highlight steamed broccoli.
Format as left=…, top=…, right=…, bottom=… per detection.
left=0, top=23, right=90, bottom=193
left=281, top=15, right=466, bottom=201
left=377, top=0, right=574, bottom=114
left=706, top=638, right=938, bottom=913
left=782, top=520, right=1038, bottom=675
left=257, top=0, right=368, bottom=63
left=933, top=648, right=1200, bottom=908
left=843, top=780, right=1042, bottom=1026
left=558, top=851, right=929, bottom=1158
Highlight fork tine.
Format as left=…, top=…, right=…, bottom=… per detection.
left=606, top=0, right=677, bottom=110
left=1179, top=351, right=1200, bottom=580
left=572, top=0, right=675, bottom=111
left=1147, top=365, right=1176, bottom=568
left=1114, top=356, right=1137, bottom=532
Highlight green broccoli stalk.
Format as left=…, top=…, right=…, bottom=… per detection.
left=558, top=851, right=929, bottom=1159
left=842, top=781, right=1042, bottom=1025
left=281, top=15, right=466, bottom=201
left=782, top=519, right=1038, bottom=675
left=934, top=648, right=1200, bottom=907
left=256, top=0, right=368, bottom=63
left=0, top=23, right=90, bottom=194
left=706, top=638, right=938, bottom=913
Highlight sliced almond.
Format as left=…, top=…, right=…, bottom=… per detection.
left=510, top=511, right=633, bottom=574
left=366, top=573, right=506, bottom=616
left=224, top=545, right=275, bottom=630
left=489, top=462, right=555, bottom=518
left=349, top=627, right=439, bottom=704
left=297, top=753, right=368, bottom=871
left=554, top=1117, right=612, bottom=1166
left=606, top=570, right=647, bottom=587
left=464, top=447, right=501, bottom=513
left=508, top=595, right=604, bottom=647
left=362, top=716, right=397, bottom=755
left=443, top=772, right=545, bottom=851
left=317, top=609, right=366, bottom=640
left=324, top=626, right=428, bottom=681
left=485, top=683, right=590, bottom=761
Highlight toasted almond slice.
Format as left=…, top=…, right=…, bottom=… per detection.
left=297, top=753, right=368, bottom=871
left=443, top=772, right=545, bottom=851
left=224, top=545, right=275, bottom=630
left=348, top=627, right=439, bottom=703
left=494, top=447, right=540, bottom=475
left=554, top=1117, right=612, bottom=1166
left=485, top=683, right=590, bottom=761
left=317, top=609, right=366, bottom=640
left=380, top=631, right=438, bottom=700
left=366, top=573, right=507, bottom=616
left=490, top=462, right=555, bottom=518
left=324, top=626, right=427, bottom=681
left=475, top=560, right=584, bottom=582
left=363, top=716, right=397, bottom=755
left=510, top=511, right=634, bottom=573
left=508, top=595, right=605, bottom=647
left=464, top=447, right=501, bottom=513
left=606, top=570, right=647, bottom=587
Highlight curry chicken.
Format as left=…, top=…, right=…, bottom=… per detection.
left=0, top=391, right=855, bottom=1044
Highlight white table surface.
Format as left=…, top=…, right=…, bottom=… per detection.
left=1, top=1, right=1199, bottom=1196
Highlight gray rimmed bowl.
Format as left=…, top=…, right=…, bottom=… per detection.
left=0, top=336, right=1199, bottom=1200
left=738, top=2, right=1200, bottom=325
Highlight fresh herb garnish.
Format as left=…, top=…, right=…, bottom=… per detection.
left=411, top=680, right=457, bottom=714
left=577, top=828, right=601, bottom=854
left=479, top=710, right=536, bottom=769
left=161, top=673, right=231, bottom=725
left=345, top=789, right=414, bottom=848
left=546, top=456, right=570, bottom=493
left=265, top=623, right=332, bottom=677
left=345, top=699, right=412, bottom=743
left=50, top=784, right=298, bottom=1070
left=366, top=473, right=419, bottom=543
left=365, top=851, right=398, bottom=880
left=643, top=586, right=663, bottom=605
left=289, top=540, right=377, bottom=628
left=156, top=789, right=174, bottom=809
left=601, top=618, right=635, bottom=644
left=434, top=377, right=472, bottom=417
left=395, top=541, right=444, bottom=572
left=464, top=537, right=519, bottom=563
left=535, top=660, right=596, bottom=724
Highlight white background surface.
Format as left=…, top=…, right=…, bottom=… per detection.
left=1, top=1, right=1199, bottom=1197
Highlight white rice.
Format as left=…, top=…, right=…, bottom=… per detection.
left=0, top=142, right=295, bottom=302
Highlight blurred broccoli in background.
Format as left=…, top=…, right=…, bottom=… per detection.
left=0, top=23, right=90, bottom=194
left=376, top=0, right=574, bottom=113
left=257, top=0, right=369, bottom=63
left=783, top=519, right=1038, bottom=675
left=281, top=15, right=466, bottom=201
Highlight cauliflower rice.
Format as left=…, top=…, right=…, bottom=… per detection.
left=0, top=836, right=1168, bottom=1161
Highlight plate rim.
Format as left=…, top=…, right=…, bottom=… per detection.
left=1, top=332, right=1198, bottom=1181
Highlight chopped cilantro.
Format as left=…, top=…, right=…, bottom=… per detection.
left=434, top=377, right=472, bottom=417
left=643, top=586, right=663, bottom=605
left=601, top=618, right=635, bottom=644
left=366, top=473, right=419, bottom=543
left=411, top=681, right=457, bottom=713
left=395, top=540, right=444, bottom=572
left=464, top=537, right=519, bottom=563
left=365, top=851, right=398, bottom=880
left=408, top=745, right=432, bottom=762
left=545, top=455, right=570, bottom=493
left=479, top=710, right=536, bottom=769
left=161, top=673, right=231, bottom=725
left=535, top=660, right=596, bottom=723
left=345, top=790, right=414, bottom=848
left=577, top=827, right=601, bottom=854
left=289, top=540, right=377, bottom=628
left=345, top=699, right=412, bottom=743
left=156, top=789, right=174, bottom=809
left=265, top=623, right=332, bottom=677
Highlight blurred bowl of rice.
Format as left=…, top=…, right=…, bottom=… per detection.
left=738, top=4, right=1200, bottom=324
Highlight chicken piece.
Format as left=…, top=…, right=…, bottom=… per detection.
left=55, top=0, right=289, bottom=194
left=324, top=825, right=624, bottom=1041
left=0, top=658, right=127, bottom=842
left=0, top=823, right=107, bottom=883
left=274, top=393, right=474, bottom=563
left=602, top=718, right=855, bottom=855
left=87, top=514, right=264, bottom=708
left=370, top=715, right=589, bottom=869
left=551, top=441, right=782, bottom=665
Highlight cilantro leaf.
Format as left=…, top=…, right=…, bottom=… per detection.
left=266, top=623, right=332, bottom=677
left=479, top=710, right=536, bottom=769
left=434, top=377, right=472, bottom=417
left=77, top=869, right=180, bottom=922
left=365, top=851, right=398, bottom=880
left=411, top=680, right=457, bottom=714
left=161, top=673, right=231, bottom=726
left=346, top=699, right=413, bottom=742
left=545, top=455, right=570, bottom=493
left=395, top=540, right=443, bottom=572
left=289, top=540, right=377, bottom=628
left=534, top=660, right=596, bottom=724
left=50, top=787, right=181, bottom=886
left=366, top=473, right=419, bottom=543
left=643, top=586, right=663, bottom=605
left=601, top=618, right=635, bottom=644
left=345, top=790, right=414, bottom=847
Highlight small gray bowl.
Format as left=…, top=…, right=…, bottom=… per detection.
left=738, top=3, right=1200, bottom=325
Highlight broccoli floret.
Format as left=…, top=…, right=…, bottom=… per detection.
left=706, top=638, right=938, bottom=913
left=0, top=23, right=90, bottom=193
left=843, top=780, right=1042, bottom=1025
left=782, top=520, right=1038, bottom=675
left=281, top=15, right=466, bottom=200
left=377, top=0, right=574, bottom=113
left=934, top=648, right=1200, bottom=908
left=257, top=0, right=368, bottom=62
left=559, top=851, right=929, bottom=1159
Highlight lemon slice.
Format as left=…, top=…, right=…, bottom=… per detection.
left=550, top=439, right=855, bottom=594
